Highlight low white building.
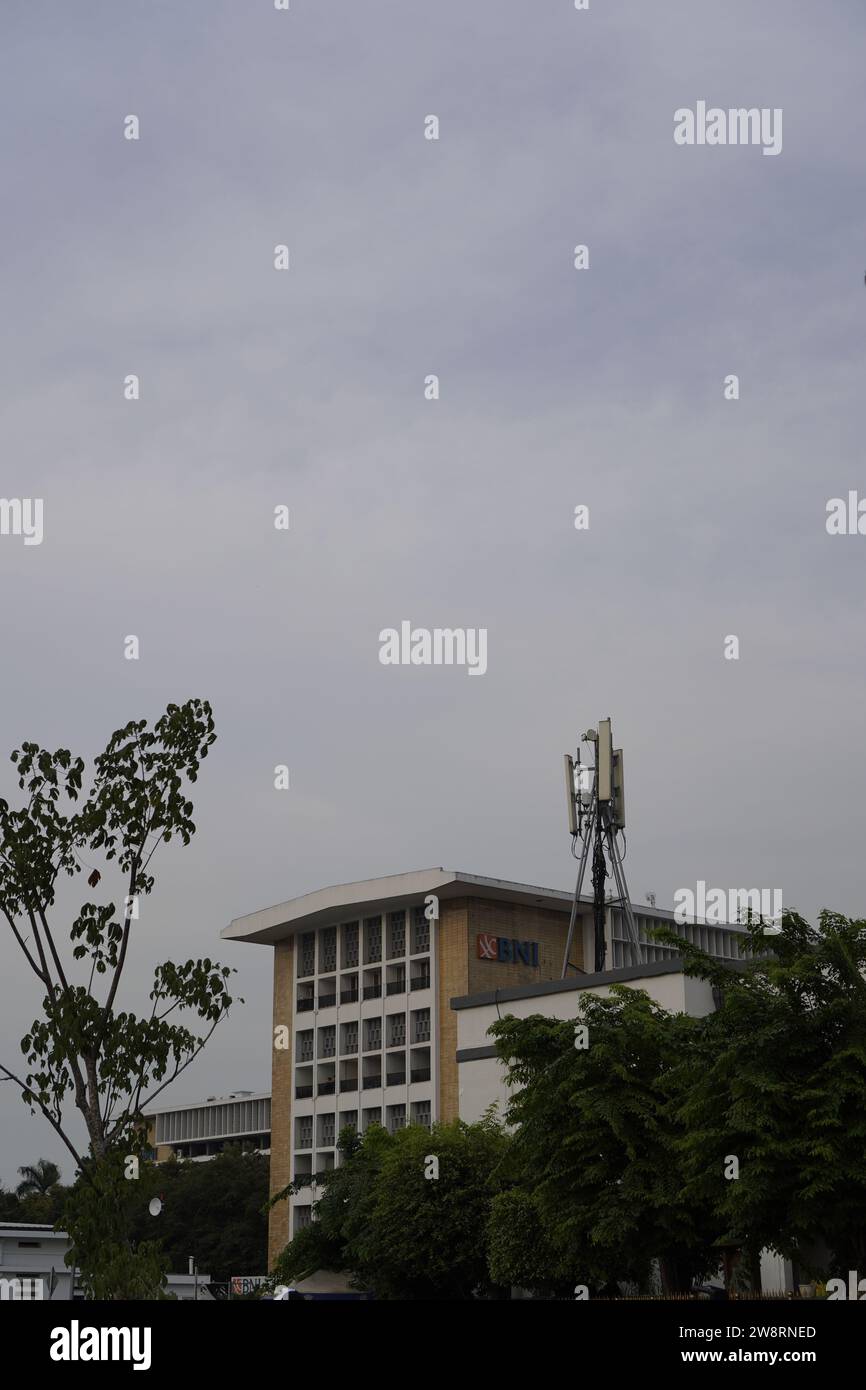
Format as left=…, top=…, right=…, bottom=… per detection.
left=453, top=959, right=719, bottom=1123
left=0, top=1224, right=213, bottom=1301
left=0, top=1223, right=75, bottom=1300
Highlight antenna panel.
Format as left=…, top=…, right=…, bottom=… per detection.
left=563, top=754, right=578, bottom=835
left=612, top=748, right=625, bottom=829
left=597, top=718, right=613, bottom=802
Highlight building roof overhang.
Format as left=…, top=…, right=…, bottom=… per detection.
left=222, top=868, right=583, bottom=946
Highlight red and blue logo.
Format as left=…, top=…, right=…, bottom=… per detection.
left=476, top=934, right=539, bottom=966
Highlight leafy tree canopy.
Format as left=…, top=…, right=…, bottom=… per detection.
left=0, top=700, right=239, bottom=1296
left=128, top=1147, right=270, bottom=1286
left=273, top=1117, right=511, bottom=1300
left=655, top=909, right=866, bottom=1275
left=490, top=988, right=717, bottom=1293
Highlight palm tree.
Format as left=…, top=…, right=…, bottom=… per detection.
left=16, top=1158, right=61, bottom=1197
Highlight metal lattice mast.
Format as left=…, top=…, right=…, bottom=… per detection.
left=561, top=719, right=641, bottom=977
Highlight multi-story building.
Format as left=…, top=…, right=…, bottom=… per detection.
left=143, top=1090, right=271, bottom=1163
left=223, top=867, right=750, bottom=1268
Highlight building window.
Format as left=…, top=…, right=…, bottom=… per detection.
left=411, top=906, right=430, bottom=955
left=386, top=1054, right=406, bottom=1087
left=341, top=1021, right=358, bottom=1055
left=364, top=916, right=382, bottom=964
left=295, top=1116, right=313, bottom=1150
left=341, top=921, right=359, bottom=969
left=297, top=982, right=315, bottom=1013
left=387, top=911, right=406, bottom=958
left=411, top=1100, right=432, bottom=1129
left=318, top=1113, right=336, bottom=1148
left=363, top=1017, right=381, bottom=1052
left=320, top=926, right=337, bottom=974
left=339, top=1059, right=358, bottom=1093
left=386, top=1104, right=406, bottom=1135
left=293, top=1206, right=312, bottom=1234
left=299, top=932, right=316, bottom=978
left=386, top=963, right=405, bottom=996
left=318, top=977, right=336, bottom=1009
left=297, top=1029, right=314, bottom=1063
left=293, top=1157, right=313, bottom=1185
left=410, top=1046, right=431, bottom=1084
left=339, top=1110, right=358, bottom=1133
left=387, top=1013, right=406, bottom=1048
left=410, top=960, right=431, bottom=991
left=411, top=1008, right=431, bottom=1043
left=362, top=968, right=382, bottom=1000
left=362, top=1057, right=381, bottom=1090
left=340, top=973, right=359, bottom=1004
left=318, top=1025, right=336, bottom=1058
left=362, top=1107, right=381, bottom=1132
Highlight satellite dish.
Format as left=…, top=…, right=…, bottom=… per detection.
left=148, top=1196, right=163, bottom=1217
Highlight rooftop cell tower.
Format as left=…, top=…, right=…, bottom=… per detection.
left=561, top=718, right=641, bottom=976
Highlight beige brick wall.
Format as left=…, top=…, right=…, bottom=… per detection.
left=268, top=938, right=294, bottom=1269
left=144, top=1118, right=173, bottom=1164
left=467, top=899, right=577, bottom=994
left=437, top=898, right=470, bottom=1123
left=437, top=895, right=577, bottom=1124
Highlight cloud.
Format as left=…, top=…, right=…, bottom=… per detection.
left=2, top=0, right=865, bottom=1180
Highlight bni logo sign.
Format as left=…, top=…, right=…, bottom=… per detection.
left=476, top=934, right=539, bottom=966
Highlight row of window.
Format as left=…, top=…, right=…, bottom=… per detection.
left=295, top=1009, right=431, bottom=1062
left=294, top=1102, right=431, bottom=1152
left=296, top=962, right=431, bottom=1012
left=155, top=1097, right=271, bottom=1145
left=298, top=909, right=431, bottom=978
left=167, top=1135, right=270, bottom=1161
left=611, top=915, right=749, bottom=968
left=295, top=1053, right=432, bottom=1098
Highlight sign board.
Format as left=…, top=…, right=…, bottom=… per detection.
left=476, top=934, right=539, bottom=966
left=231, top=1275, right=268, bottom=1297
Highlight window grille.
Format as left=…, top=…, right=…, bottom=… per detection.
left=299, top=932, right=316, bottom=977
left=411, top=906, right=429, bottom=955
left=364, top=916, right=382, bottom=964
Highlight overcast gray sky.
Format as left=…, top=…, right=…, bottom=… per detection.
left=2, top=0, right=864, bottom=1187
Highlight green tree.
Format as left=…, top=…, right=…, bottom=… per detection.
left=487, top=1187, right=572, bottom=1297
left=658, top=909, right=866, bottom=1280
left=16, top=1157, right=61, bottom=1196
left=489, top=989, right=718, bottom=1294
left=0, top=1184, right=23, bottom=1222
left=360, top=1116, right=510, bottom=1299
left=272, top=1125, right=380, bottom=1287
left=6, top=1158, right=69, bottom=1226
left=0, top=700, right=239, bottom=1297
left=272, top=1117, right=511, bottom=1299
left=59, top=1151, right=169, bottom=1300
left=127, top=1147, right=270, bottom=1285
